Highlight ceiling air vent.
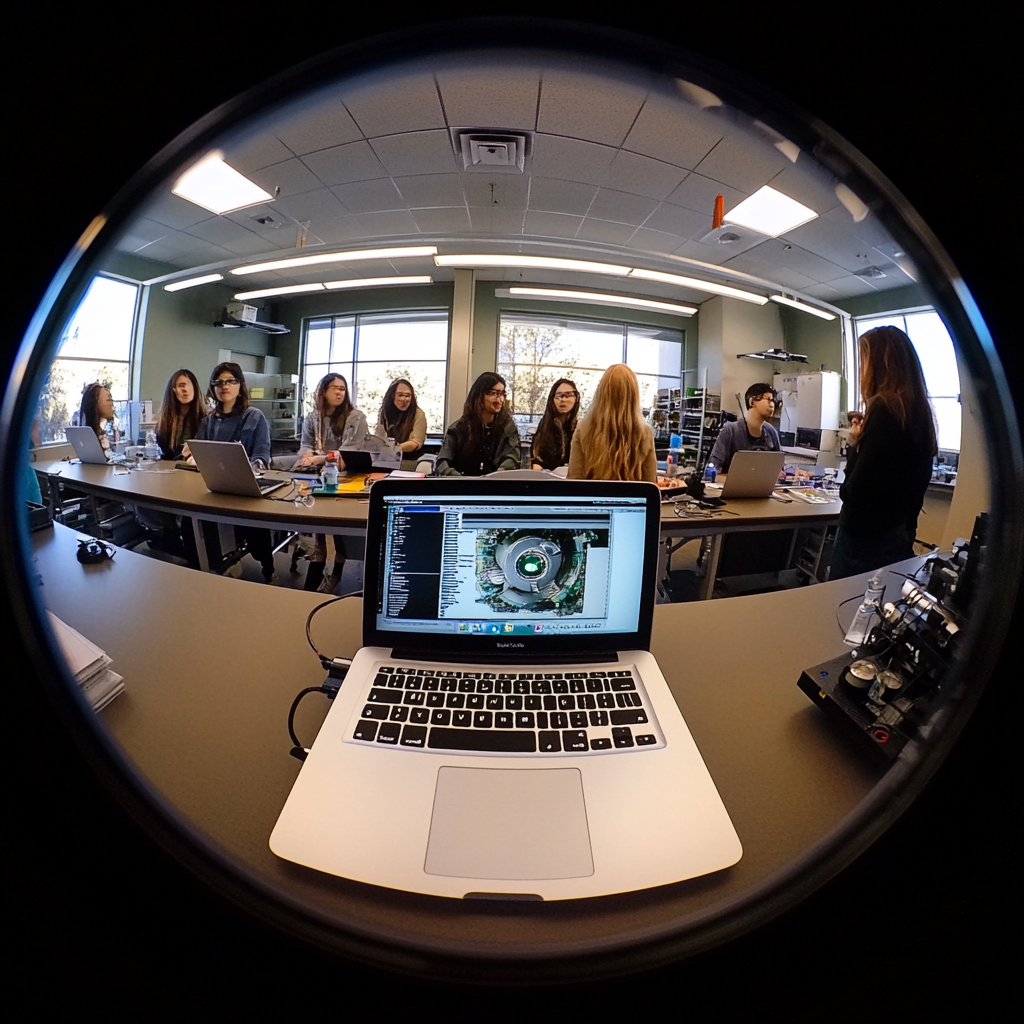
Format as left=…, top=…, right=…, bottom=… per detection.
left=854, top=265, right=887, bottom=279
left=452, top=129, right=531, bottom=173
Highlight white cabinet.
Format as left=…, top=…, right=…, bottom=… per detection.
left=774, top=371, right=840, bottom=433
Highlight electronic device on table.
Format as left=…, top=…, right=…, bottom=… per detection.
left=65, top=426, right=120, bottom=465
left=717, top=450, right=786, bottom=499
left=271, top=477, right=741, bottom=900
left=798, top=514, right=987, bottom=760
left=188, top=439, right=288, bottom=498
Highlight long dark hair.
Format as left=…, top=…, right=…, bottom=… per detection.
left=209, top=362, right=249, bottom=414
left=379, top=378, right=419, bottom=444
left=157, top=369, right=205, bottom=454
left=315, top=372, right=354, bottom=439
left=532, top=378, right=579, bottom=469
left=79, top=382, right=113, bottom=437
left=462, top=372, right=511, bottom=449
left=859, top=326, right=937, bottom=455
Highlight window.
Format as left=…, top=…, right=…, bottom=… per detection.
left=302, top=311, right=449, bottom=433
left=497, top=313, right=683, bottom=432
left=853, top=309, right=961, bottom=451
left=37, top=276, right=139, bottom=444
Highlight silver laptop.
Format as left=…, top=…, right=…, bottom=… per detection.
left=271, top=477, right=741, bottom=901
left=719, top=450, right=787, bottom=499
left=188, top=439, right=288, bottom=498
left=66, top=425, right=117, bottom=464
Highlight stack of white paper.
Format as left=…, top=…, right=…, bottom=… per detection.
left=46, top=611, right=125, bottom=711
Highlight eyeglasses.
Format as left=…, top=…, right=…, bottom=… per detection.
left=554, top=391, right=578, bottom=400
left=756, top=395, right=776, bottom=403
left=213, top=378, right=240, bottom=387
left=484, top=389, right=507, bottom=398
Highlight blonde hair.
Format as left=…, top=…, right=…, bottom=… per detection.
left=577, top=364, right=651, bottom=480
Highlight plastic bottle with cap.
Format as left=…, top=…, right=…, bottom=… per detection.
left=322, top=451, right=339, bottom=492
left=844, top=573, right=886, bottom=645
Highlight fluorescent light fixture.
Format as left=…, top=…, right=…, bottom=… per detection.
left=434, top=254, right=631, bottom=276
left=324, top=276, right=433, bottom=290
left=769, top=295, right=837, bottom=320
left=504, top=287, right=696, bottom=316
left=172, top=152, right=273, bottom=215
left=724, top=185, right=818, bottom=236
left=163, top=273, right=223, bottom=292
left=629, top=268, right=768, bottom=304
left=231, top=246, right=438, bottom=276
left=233, top=283, right=324, bottom=300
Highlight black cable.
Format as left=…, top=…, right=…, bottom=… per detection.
left=288, top=686, right=330, bottom=760
left=305, top=592, right=361, bottom=667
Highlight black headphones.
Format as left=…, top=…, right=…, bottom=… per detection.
left=77, top=538, right=115, bottom=564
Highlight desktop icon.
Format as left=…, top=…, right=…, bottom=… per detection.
left=503, top=623, right=514, bottom=633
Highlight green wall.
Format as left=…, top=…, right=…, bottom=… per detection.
left=838, top=284, right=932, bottom=319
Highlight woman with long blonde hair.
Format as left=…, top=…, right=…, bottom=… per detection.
left=568, top=364, right=656, bottom=481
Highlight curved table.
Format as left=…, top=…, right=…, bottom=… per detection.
left=31, top=521, right=896, bottom=970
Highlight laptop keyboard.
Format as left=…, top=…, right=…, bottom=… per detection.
left=346, top=665, right=666, bottom=756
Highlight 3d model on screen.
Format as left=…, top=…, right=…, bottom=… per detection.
left=475, top=528, right=606, bottom=613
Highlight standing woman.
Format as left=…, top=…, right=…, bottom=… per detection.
left=294, top=373, right=369, bottom=593
left=376, top=378, right=427, bottom=454
left=193, top=363, right=276, bottom=582
left=79, top=382, right=117, bottom=460
left=829, top=326, right=937, bottom=580
left=156, top=369, right=205, bottom=460
left=531, top=378, right=579, bottom=471
left=568, top=364, right=656, bottom=482
left=436, top=372, right=520, bottom=476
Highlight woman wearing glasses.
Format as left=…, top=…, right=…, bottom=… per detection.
left=568, top=364, right=657, bottom=482
left=293, top=373, right=369, bottom=593
left=191, top=363, right=275, bottom=581
left=436, top=372, right=521, bottom=476
left=531, top=378, right=579, bottom=471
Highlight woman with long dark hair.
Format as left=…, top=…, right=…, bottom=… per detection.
left=294, top=373, right=369, bottom=593
left=828, top=326, right=937, bottom=579
left=436, top=372, right=520, bottom=476
left=376, top=378, right=427, bottom=454
left=530, top=378, right=579, bottom=471
left=568, top=364, right=656, bottom=481
left=156, top=368, right=205, bottom=460
left=79, top=382, right=117, bottom=460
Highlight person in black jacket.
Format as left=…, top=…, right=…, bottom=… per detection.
left=829, top=326, right=937, bottom=579
left=436, top=372, right=520, bottom=476
left=530, top=378, right=579, bottom=471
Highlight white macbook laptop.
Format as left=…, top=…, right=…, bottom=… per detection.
left=271, top=477, right=741, bottom=901
left=66, top=425, right=118, bottom=465
left=718, top=450, right=787, bottom=499
left=188, top=439, right=289, bottom=498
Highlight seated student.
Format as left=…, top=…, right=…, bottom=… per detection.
left=436, top=372, right=520, bottom=476
left=708, top=383, right=781, bottom=473
left=156, top=368, right=206, bottom=460
left=531, top=378, right=579, bottom=471
left=375, top=378, right=427, bottom=455
left=79, top=382, right=117, bottom=460
left=192, top=363, right=276, bottom=582
left=294, top=373, right=369, bottom=594
left=567, top=364, right=656, bottom=482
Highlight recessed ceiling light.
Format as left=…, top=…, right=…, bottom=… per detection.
left=172, top=153, right=273, bottom=215
left=434, top=254, right=631, bottom=276
left=163, top=273, right=224, bottom=292
left=233, top=284, right=324, bottom=300
left=628, top=268, right=768, bottom=304
left=231, top=246, right=438, bottom=276
left=769, top=295, right=837, bottom=320
left=324, top=276, right=433, bottom=290
left=504, top=287, right=696, bottom=316
left=724, top=185, right=818, bottom=236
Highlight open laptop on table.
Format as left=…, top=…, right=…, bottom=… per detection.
left=716, top=450, right=787, bottom=499
left=66, top=425, right=121, bottom=465
left=188, top=439, right=289, bottom=498
left=271, top=477, right=741, bottom=901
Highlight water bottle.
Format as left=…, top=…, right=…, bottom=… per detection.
left=322, top=451, right=339, bottom=492
left=844, top=573, right=885, bottom=645
left=144, top=429, right=159, bottom=460
left=704, top=463, right=717, bottom=483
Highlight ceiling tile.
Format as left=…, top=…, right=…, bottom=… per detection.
left=301, top=141, right=387, bottom=187
left=586, top=189, right=658, bottom=226
left=436, top=66, right=540, bottom=129
left=250, top=158, right=323, bottom=199
left=530, top=135, right=617, bottom=186
left=140, top=194, right=214, bottom=231
left=467, top=206, right=525, bottom=235
left=696, top=132, right=790, bottom=193
left=271, top=188, right=348, bottom=224
left=342, top=73, right=446, bottom=136
left=370, top=131, right=458, bottom=177
left=462, top=174, right=530, bottom=210
left=601, top=151, right=687, bottom=201
left=330, top=178, right=406, bottom=214
left=575, top=219, right=636, bottom=246
left=410, top=207, right=473, bottom=233
left=724, top=240, right=849, bottom=284
left=523, top=211, right=584, bottom=238
left=394, top=173, right=466, bottom=208
left=184, top=217, right=262, bottom=246
left=642, top=202, right=707, bottom=239
left=537, top=68, right=647, bottom=146
left=222, top=133, right=293, bottom=174
left=665, top=172, right=745, bottom=217
left=528, top=177, right=596, bottom=216
left=273, top=100, right=364, bottom=155
left=352, top=210, right=420, bottom=236
left=767, top=162, right=841, bottom=219
left=627, top=228, right=691, bottom=258
left=622, top=93, right=722, bottom=169
left=312, top=215, right=365, bottom=245
left=669, top=240, right=736, bottom=265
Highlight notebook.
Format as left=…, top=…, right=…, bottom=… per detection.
left=187, top=439, right=288, bottom=498
left=270, top=477, right=741, bottom=900
left=718, top=450, right=787, bottom=499
left=66, top=425, right=118, bottom=465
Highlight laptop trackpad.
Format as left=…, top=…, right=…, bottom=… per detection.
left=424, top=767, right=594, bottom=880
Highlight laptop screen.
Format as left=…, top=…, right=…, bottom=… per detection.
left=363, top=478, right=660, bottom=659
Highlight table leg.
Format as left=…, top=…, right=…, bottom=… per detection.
left=191, top=518, right=211, bottom=573
left=698, top=534, right=723, bottom=600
